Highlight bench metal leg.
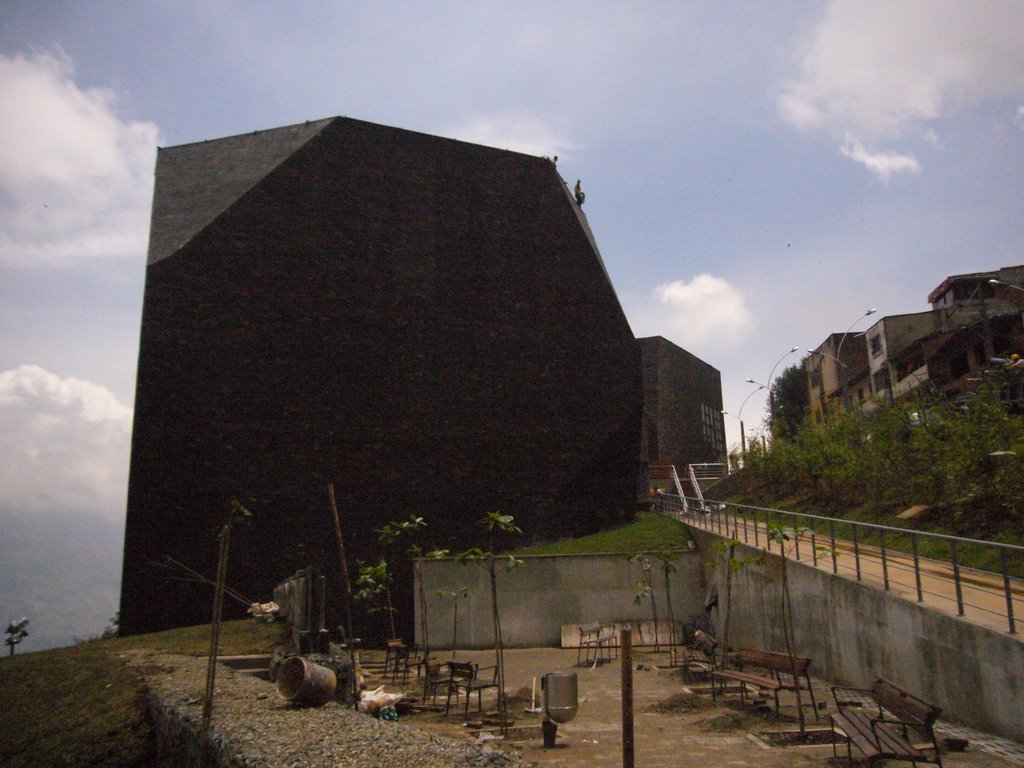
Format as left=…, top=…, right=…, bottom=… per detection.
left=802, top=674, right=819, bottom=721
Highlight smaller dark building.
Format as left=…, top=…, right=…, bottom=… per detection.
left=638, top=336, right=725, bottom=471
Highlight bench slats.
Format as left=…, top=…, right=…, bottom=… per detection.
left=831, top=678, right=942, bottom=767
left=712, top=670, right=781, bottom=691
left=709, top=647, right=818, bottom=720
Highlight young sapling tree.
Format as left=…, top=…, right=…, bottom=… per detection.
left=455, top=512, right=523, bottom=734
left=435, top=586, right=469, bottom=657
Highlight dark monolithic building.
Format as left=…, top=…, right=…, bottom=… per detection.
left=638, top=336, right=726, bottom=468
left=119, top=116, right=723, bottom=636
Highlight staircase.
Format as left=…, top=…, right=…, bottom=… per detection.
left=647, top=460, right=688, bottom=512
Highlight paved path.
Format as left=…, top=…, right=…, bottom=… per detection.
left=380, top=647, right=1024, bottom=767
left=684, top=511, right=1024, bottom=634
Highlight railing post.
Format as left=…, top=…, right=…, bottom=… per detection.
left=811, top=529, right=818, bottom=567
left=951, top=540, right=965, bottom=617
left=829, top=520, right=837, bottom=574
left=792, top=513, right=801, bottom=561
left=754, top=508, right=760, bottom=548
left=1001, top=548, right=1017, bottom=634
left=853, top=525, right=861, bottom=582
left=912, top=534, right=923, bottom=602
left=880, top=529, right=889, bottom=591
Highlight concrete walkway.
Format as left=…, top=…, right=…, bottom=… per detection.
left=379, top=647, right=1024, bottom=767
left=683, top=511, right=1023, bottom=635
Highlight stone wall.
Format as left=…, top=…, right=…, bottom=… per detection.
left=415, top=551, right=707, bottom=649
left=692, top=528, right=1024, bottom=742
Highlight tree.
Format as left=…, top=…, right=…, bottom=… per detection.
left=354, top=559, right=396, bottom=638
left=375, top=515, right=428, bottom=643
left=411, top=546, right=449, bottom=655
left=771, top=361, right=810, bottom=441
left=629, top=553, right=660, bottom=650
left=657, top=550, right=679, bottom=656
left=201, top=500, right=252, bottom=764
left=765, top=523, right=808, bottom=735
left=5, top=617, right=28, bottom=657
left=435, top=587, right=469, bottom=658
left=706, top=539, right=761, bottom=660
left=455, top=513, right=523, bottom=734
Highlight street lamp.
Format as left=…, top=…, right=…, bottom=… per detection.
left=767, top=346, right=801, bottom=393
left=746, top=346, right=800, bottom=440
left=808, top=348, right=845, bottom=368
left=989, top=278, right=1024, bottom=294
left=730, top=382, right=766, bottom=456
left=835, top=308, right=877, bottom=414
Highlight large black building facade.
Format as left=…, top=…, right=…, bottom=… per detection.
left=120, top=117, right=642, bottom=635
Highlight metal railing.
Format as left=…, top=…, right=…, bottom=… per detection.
left=687, top=465, right=704, bottom=507
left=686, top=463, right=728, bottom=510
left=655, top=493, right=1024, bottom=634
left=689, top=462, right=728, bottom=481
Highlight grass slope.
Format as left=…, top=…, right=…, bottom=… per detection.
left=0, top=620, right=287, bottom=768
left=513, top=511, right=691, bottom=555
left=1, top=514, right=688, bottom=767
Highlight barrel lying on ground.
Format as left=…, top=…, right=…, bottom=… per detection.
left=276, top=656, right=337, bottom=706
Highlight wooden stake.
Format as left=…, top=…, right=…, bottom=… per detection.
left=327, top=483, right=358, bottom=700
left=621, top=627, right=634, bottom=768
left=200, top=522, right=231, bottom=765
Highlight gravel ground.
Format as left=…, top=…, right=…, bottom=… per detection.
left=123, top=651, right=525, bottom=768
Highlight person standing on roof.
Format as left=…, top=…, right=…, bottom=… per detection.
left=574, top=179, right=585, bottom=207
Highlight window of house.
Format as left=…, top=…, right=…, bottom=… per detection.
left=872, top=369, right=888, bottom=392
left=870, top=335, right=883, bottom=357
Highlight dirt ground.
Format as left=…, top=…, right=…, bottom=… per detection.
left=361, top=646, right=1023, bottom=768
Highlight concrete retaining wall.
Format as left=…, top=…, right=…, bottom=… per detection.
left=691, top=528, right=1024, bottom=742
left=415, top=552, right=707, bottom=649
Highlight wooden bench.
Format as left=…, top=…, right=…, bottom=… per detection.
left=831, top=677, right=942, bottom=767
left=444, top=661, right=498, bottom=717
left=711, top=647, right=818, bottom=719
left=679, top=628, right=718, bottom=681
left=575, top=622, right=617, bottom=666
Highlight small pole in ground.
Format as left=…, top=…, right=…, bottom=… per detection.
left=621, top=627, right=634, bottom=768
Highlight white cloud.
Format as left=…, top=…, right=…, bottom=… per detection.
left=0, top=49, right=160, bottom=267
left=650, top=274, right=754, bottom=347
left=839, top=136, right=921, bottom=183
left=780, top=1, right=1024, bottom=170
left=448, top=112, right=577, bottom=160
left=0, top=365, right=132, bottom=520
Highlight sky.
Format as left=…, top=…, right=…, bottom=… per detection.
left=2, top=1, right=1023, bottom=651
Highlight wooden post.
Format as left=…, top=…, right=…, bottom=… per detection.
left=200, top=522, right=231, bottom=765
left=327, top=483, right=358, bottom=700
left=621, top=627, right=634, bottom=768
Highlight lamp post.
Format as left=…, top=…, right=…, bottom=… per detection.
left=988, top=278, right=1024, bottom=294
left=746, top=345, right=800, bottom=440
left=835, top=308, right=876, bottom=415
left=730, top=383, right=766, bottom=457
